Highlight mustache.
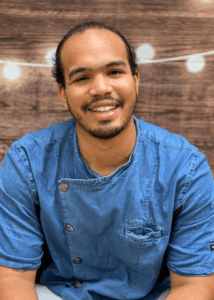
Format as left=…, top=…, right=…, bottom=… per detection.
left=85, top=95, right=123, bottom=110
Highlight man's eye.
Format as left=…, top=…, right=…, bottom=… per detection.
left=75, top=76, right=88, bottom=82
left=75, top=70, right=123, bottom=82
left=109, top=70, right=123, bottom=75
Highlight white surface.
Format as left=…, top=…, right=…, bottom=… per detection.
left=35, top=283, right=170, bottom=300
left=157, top=289, right=170, bottom=300
left=35, top=284, right=62, bottom=300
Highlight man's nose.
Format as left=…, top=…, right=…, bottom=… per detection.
left=89, top=75, right=113, bottom=97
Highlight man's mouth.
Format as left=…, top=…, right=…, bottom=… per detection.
left=89, top=105, right=120, bottom=112
left=88, top=105, right=120, bottom=119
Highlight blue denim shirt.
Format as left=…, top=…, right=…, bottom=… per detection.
left=1, top=115, right=214, bottom=300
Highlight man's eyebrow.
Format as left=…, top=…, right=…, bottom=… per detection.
left=68, top=60, right=126, bottom=80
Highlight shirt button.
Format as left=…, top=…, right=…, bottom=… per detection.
left=75, top=280, right=82, bottom=288
left=74, top=258, right=82, bottom=264
left=59, top=183, right=68, bottom=191
left=65, top=225, right=74, bottom=232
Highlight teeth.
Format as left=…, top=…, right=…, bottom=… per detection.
left=92, top=106, right=116, bottom=112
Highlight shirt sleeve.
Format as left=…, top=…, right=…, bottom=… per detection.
left=166, top=150, right=214, bottom=276
left=0, top=144, right=44, bottom=270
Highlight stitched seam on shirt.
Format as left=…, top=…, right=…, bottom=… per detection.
left=14, top=145, right=38, bottom=203
left=0, top=258, right=41, bottom=269
left=145, top=133, right=199, bottom=207
left=150, top=137, right=196, bottom=153
left=167, top=261, right=214, bottom=275
left=178, top=151, right=198, bottom=206
left=208, top=196, right=214, bottom=249
left=194, top=259, right=214, bottom=268
left=140, top=130, right=197, bottom=153
left=143, top=140, right=159, bottom=219
left=14, top=133, right=73, bottom=148
left=169, top=259, right=214, bottom=270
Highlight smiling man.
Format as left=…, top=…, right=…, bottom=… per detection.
left=58, top=26, right=139, bottom=177
left=0, top=21, right=214, bottom=300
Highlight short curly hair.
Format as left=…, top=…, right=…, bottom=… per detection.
left=52, top=21, right=138, bottom=89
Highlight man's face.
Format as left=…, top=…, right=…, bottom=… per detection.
left=58, top=28, right=139, bottom=140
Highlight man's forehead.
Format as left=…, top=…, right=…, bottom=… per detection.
left=61, top=29, right=128, bottom=65
left=64, top=28, right=125, bottom=48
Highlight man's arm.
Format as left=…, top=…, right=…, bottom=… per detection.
left=165, top=270, right=214, bottom=300
left=0, top=265, right=39, bottom=300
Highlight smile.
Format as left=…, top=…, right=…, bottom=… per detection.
left=89, top=106, right=120, bottom=119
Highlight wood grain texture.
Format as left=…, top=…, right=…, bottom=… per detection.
left=0, top=0, right=214, bottom=177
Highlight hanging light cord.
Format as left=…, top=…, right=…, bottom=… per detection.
left=0, top=50, right=213, bottom=67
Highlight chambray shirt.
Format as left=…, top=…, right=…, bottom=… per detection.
left=1, top=115, right=214, bottom=300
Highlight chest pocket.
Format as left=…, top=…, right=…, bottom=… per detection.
left=125, top=224, right=161, bottom=242
left=121, top=206, right=183, bottom=293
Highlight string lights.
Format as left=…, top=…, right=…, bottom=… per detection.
left=0, top=45, right=214, bottom=81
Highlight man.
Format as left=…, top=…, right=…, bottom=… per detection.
left=0, top=21, right=214, bottom=300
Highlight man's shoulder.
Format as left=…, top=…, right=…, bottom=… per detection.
left=135, top=116, right=198, bottom=153
left=12, top=118, right=75, bottom=149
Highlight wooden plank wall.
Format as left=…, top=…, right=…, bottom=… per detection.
left=0, top=0, right=214, bottom=176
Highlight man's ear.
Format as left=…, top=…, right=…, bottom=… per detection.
left=58, top=85, right=69, bottom=109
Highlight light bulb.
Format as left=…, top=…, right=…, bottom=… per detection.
left=186, top=54, right=205, bottom=73
left=46, top=48, right=57, bottom=66
left=3, top=63, right=21, bottom=80
left=136, top=44, right=155, bottom=62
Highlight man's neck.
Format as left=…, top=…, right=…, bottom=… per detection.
left=76, top=117, right=137, bottom=174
